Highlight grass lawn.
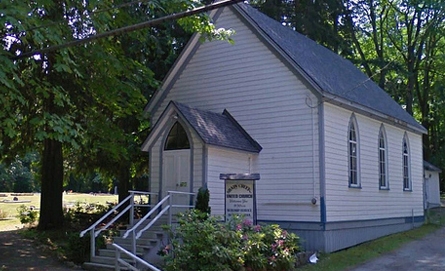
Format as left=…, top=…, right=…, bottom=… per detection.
left=0, top=192, right=118, bottom=231
left=299, top=207, right=445, bottom=271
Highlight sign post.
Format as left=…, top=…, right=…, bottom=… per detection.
left=220, top=173, right=260, bottom=224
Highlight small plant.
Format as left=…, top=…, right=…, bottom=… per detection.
left=0, top=209, right=8, bottom=219
left=195, top=187, right=211, bottom=219
left=16, top=204, right=38, bottom=225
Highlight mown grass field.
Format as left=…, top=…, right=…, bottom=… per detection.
left=0, top=192, right=118, bottom=231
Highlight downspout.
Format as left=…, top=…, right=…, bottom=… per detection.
left=318, top=99, right=326, bottom=231
left=305, top=96, right=317, bottom=200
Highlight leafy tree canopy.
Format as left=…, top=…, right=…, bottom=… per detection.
left=0, top=0, right=235, bottom=229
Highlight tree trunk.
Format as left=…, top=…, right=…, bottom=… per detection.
left=38, top=138, right=64, bottom=230
left=117, top=161, right=131, bottom=203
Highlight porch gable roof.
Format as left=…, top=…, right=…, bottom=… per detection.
left=173, top=101, right=262, bottom=153
left=141, top=101, right=262, bottom=153
left=424, top=160, right=442, bottom=173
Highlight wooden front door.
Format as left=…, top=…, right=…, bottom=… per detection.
left=162, top=121, right=191, bottom=212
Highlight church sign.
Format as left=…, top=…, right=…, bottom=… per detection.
left=220, top=173, right=260, bottom=224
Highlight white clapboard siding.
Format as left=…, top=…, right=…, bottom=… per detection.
left=207, top=147, right=255, bottom=217
left=324, top=103, right=424, bottom=222
left=150, top=7, right=321, bottom=222
left=191, top=135, right=204, bottom=194
left=425, top=170, right=441, bottom=207
left=149, top=133, right=162, bottom=200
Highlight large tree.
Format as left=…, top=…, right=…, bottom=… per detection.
left=0, top=0, right=234, bottom=230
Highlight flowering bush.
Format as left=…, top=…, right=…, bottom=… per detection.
left=16, top=204, right=38, bottom=225
left=234, top=218, right=300, bottom=271
left=160, top=210, right=300, bottom=271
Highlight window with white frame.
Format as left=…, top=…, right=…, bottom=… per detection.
left=348, top=115, right=360, bottom=187
left=402, top=134, right=411, bottom=190
left=378, top=126, right=388, bottom=189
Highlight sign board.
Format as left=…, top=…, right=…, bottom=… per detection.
left=225, top=180, right=255, bottom=223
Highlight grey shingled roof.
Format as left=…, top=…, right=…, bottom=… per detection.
left=423, top=160, right=442, bottom=173
left=173, top=101, right=262, bottom=153
left=236, top=4, right=426, bottom=133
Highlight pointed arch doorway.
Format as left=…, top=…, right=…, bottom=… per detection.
left=162, top=121, right=191, bottom=211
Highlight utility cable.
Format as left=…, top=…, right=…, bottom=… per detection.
left=14, top=0, right=243, bottom=60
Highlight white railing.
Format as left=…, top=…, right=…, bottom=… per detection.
left=80, top=190, right=157, bottom=259
left=113, top=243, right=161, bottom=271
left=122, top=191, right=195, bottom=255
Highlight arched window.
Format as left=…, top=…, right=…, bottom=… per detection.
left=378, top=125, right=388, bottom=189
left=402, top=134, right=411, bottom=191
left=348, top=115, right=360, bottom=187
left=164, top=122, right=190, bottom=150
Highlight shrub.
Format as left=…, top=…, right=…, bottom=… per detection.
left=16, top=204, right=38, bottom=225
left=160, top=210, right=300, bottom=271
left=0, top=209, right=8, bottom=219
left=235, top=219, right=300, bottom=271
left=160, top=210, right=243, bottom=271
left=195, top=187, right=211, bottom=218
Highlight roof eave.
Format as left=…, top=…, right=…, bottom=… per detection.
left=324, top=95, right=427, bottom=135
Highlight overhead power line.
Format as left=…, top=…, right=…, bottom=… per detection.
left=15, top=0, right=243, bottom=60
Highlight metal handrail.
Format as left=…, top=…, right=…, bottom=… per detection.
left=79, top=190, right=157, bottom=259
left=113, top=243, right=161, bottom=271
left=80, top=193, right=132, bottom=238
left=167, top=190, right=196, bottom=195
left=123, top=195, right=171, bottom=238
left=136, top=205, right=171, bottom=239
left=122, top=191, right=195, bottom=256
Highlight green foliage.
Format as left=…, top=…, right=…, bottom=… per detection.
left=16, top=204, right=39, bottom=225
left=0, top=152, right=40, bottom=192
left=0, top=209, right=8, bottom=219
left=61, top=202, right=118, bottom=263
left=195, top=187, right=211, bottom=218
left=65, top=232, right=90, bottom=263
left=160, top=210, right=300, bottom=271
left=0, top=0, right=234, bottom=229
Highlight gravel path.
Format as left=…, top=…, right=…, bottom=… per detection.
left=348, top=226, right=445, bottom=271
left=0, top=229, right=83, bottom=271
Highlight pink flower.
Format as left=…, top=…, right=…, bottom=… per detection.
left=254, top=225, right=261, bottom=232
left=236, top=224, right=242, bottom=231
left=243, top=219, right=252, bottom=227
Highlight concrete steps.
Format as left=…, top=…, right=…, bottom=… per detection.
left=82, top=217, right=169, bottom=271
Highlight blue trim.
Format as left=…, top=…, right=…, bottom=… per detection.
left=318, top=102, right=326, bottom=232
left=202, top=145, right=207, bottom=188
left=258, top=215, right=425, bottom=231
left=257, top=220, right=324, bottom=231
left=320, top=196, right=326, bottom=230
left=405, top=216, right=425, bottom=223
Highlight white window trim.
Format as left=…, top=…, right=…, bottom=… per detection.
left=402, top=133, right=412, bottom=191
left=348, top=114, right=360, bottom=188
left=379, top=125, right=389, bottom=190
